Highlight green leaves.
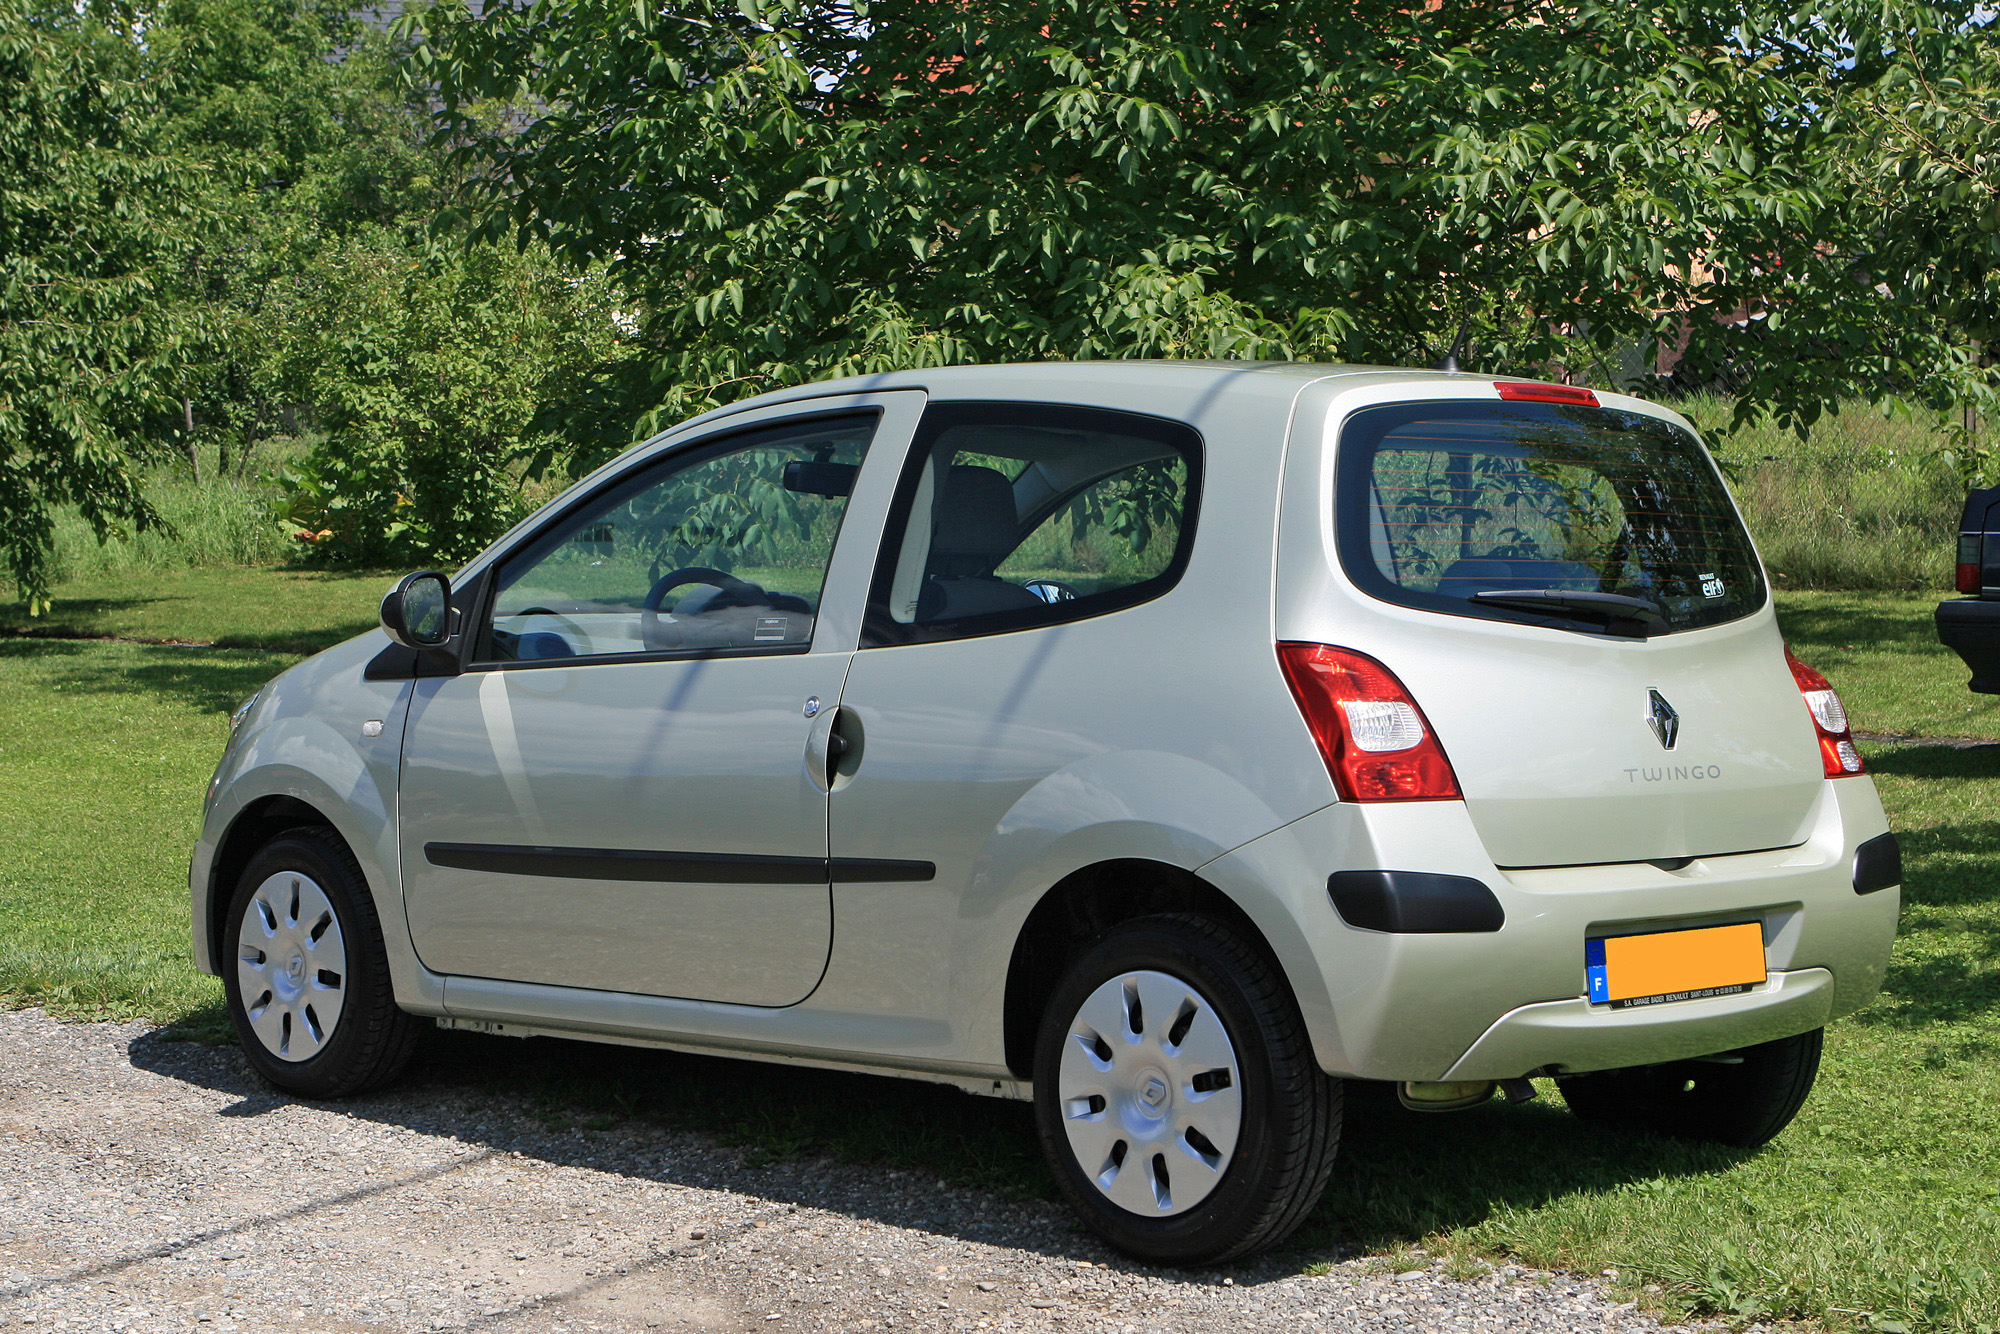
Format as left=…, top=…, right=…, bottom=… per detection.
left=0, top=3, right=206, bottom=609
left=12, top=0, right=1993, bottom=585
left=399, top=0, right=2000, bottom=454
left=271, top=240, right=629, bottom=565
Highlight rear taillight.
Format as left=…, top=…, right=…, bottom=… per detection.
left=1276, top=643, right=1462, bottom=801
left=1495, top=381, right=1600, bottom=407
left=1957, top=533, right=1982, bottom=594
left=1785, top=645, right=1864, bottom=777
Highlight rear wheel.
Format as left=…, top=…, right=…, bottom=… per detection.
left=1032, top=914, right=1340, bottom=1264
left=1559, top=1028, right=1823, bottom=1147
left=223, top=827, right=422, bottom=1098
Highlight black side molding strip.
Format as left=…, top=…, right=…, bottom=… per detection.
left=424, top=842, right=934, bottom=885
left=831, top=857, right=938, bottom=883
left=1327, top=870, right=1506, bottom=933
left=1853, top=832, right=1902, bottom=895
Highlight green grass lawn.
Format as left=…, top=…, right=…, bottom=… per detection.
left=1, top=573, right=1995, bottom=1332
left=0, top=638, right=287, bottom=1022
left=1777, top=590, right=2000, bottom=742
left=0, top=566, right=395, bottom=655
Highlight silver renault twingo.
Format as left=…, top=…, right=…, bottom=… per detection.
left=193, top=363, right=1899, bottom=1263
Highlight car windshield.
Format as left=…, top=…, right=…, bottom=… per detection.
left=1335, top=400, right=1765, bottom=635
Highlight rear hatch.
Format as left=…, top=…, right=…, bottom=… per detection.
left=1331, top=393, right=1826, bottom=867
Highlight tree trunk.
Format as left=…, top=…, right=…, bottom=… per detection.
left=182, top=398, right=200, bottom=484
left=235, top=419, right=262, bottom=479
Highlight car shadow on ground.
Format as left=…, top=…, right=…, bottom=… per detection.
left=127, top=1019, right=1748, bottom=1280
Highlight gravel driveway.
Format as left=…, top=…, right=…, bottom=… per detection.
left=1, top=1008, right=1718, bottom=1334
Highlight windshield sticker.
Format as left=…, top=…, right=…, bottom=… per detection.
left=1699, top=572, right=1725, bottom=599
left=754, top=617, right=790, bottom=643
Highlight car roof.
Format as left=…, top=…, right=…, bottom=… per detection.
left=642, top=359, right=1690, bottom=469
left=655, top=360, right=1554, bottom=445
left=713, top=360, right=1452, bottom=406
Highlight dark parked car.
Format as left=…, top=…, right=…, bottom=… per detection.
left=1937, top=484, right=2000, bottom=692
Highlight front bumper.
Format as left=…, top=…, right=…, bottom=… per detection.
left=1199, top=777, right=1898, bottom=1081
left=1936, top=597, right=2000, bottom=694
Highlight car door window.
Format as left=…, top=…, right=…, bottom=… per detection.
left=864, top=402, right=1201, bottom=646
left=992, top=468, right=1185, bottom=595
left=480, top=414, right=876, bottom=662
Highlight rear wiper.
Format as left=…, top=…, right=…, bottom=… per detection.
left=1469, top=589, right=1669, bottom=636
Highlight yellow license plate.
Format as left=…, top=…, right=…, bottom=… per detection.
left=1585, top=921, right=1766, bottom=1009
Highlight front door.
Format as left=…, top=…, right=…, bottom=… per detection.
left=398, top=395, right=918, bottom=1005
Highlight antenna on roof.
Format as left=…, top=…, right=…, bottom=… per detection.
left=1431, top=318, right=1473, bottom=373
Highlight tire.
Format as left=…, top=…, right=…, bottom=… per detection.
left=222, top=827, right=423, bottom=1098
left=1558, top=1028, right=1823, bottom=1148
left=1032, top=913, right=1340, bottom=1265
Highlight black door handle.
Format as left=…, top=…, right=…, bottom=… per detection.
left=825, top=706, right=861, bottom=785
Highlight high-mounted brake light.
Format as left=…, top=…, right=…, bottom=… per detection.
left=1276, top=643, right=1462, bottom=801
left=1785, top=645, right=1864, bottom=777
left=1957, top=533, right=1982, bottom=594
left=1495, top=381, right=1600, bottom=407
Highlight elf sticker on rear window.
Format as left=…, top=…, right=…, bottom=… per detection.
left=755, top=617, right=790, bottom=642
left=1700, top=572, right=1725, bottom=599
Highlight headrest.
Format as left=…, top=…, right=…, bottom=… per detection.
left=931, top=465, right=1020, bottom=559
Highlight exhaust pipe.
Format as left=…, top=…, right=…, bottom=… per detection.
left=1398, top=1080, right=1494, bottom=1112
left=1398, top=1077, right=1538, bottom=1111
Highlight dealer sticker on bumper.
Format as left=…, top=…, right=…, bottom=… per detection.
left=1585, top=921, right=1767, bottom=1009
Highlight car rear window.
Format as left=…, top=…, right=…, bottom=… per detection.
left=1334, top=400, right=1766, bottom=636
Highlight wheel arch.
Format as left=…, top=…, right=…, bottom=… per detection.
left=206, top=795, right=347, bottom=971
left=1000, top=859, right=1289, bottom=1079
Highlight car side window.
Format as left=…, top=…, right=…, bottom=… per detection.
left=863, top=402, right=1201, bottom=646
left=479, top=414, right=876, bottom=663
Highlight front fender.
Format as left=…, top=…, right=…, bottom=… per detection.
left=190, top=633, right=443, bottom=1013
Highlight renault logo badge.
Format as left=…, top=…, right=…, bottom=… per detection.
left=1647, top=689, right=1679, bottom=750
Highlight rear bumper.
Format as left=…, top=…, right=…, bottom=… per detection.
left=1936, top=597, right=2000, bottom=693
left=1442, top=967, right=1833, bottom=1079
left=1199, top=777, right=1898, bottom=1081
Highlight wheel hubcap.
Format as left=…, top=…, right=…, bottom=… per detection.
left=1056, top=969, right=1243, bottom=1217
left=236, top=871, right=347, bottom=1063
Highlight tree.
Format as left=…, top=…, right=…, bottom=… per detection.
left=141, top=0, right=456, bottom=481
left=0, top=1, right=208, bottom=610
left=1838, top=18, right=2000, bottom=469
left=132, top=0, right=629, bottom=567
left=406, top=0, right=1989, bottom=468
left=268, top=235, right=630, bottom=564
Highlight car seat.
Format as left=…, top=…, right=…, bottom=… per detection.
left=918, top=466, right=1047, bottom=621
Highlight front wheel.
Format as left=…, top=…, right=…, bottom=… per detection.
left=223, top=827, right=423, bottom=1098
left=1559, top=1028, right=1823, bottom=1148
left=1032, top=914, right=1340, bottom=1265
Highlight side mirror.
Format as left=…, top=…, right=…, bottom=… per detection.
left=782, top=459, right=858, bottom=498
left=380, top=571, right=452, bottom=649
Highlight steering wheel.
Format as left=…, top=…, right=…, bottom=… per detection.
left=1023, top=579, right=1082, bottom=604
left=640, top=566, right=772, bottom=651
left=501, top=605, right=594, bottom=659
